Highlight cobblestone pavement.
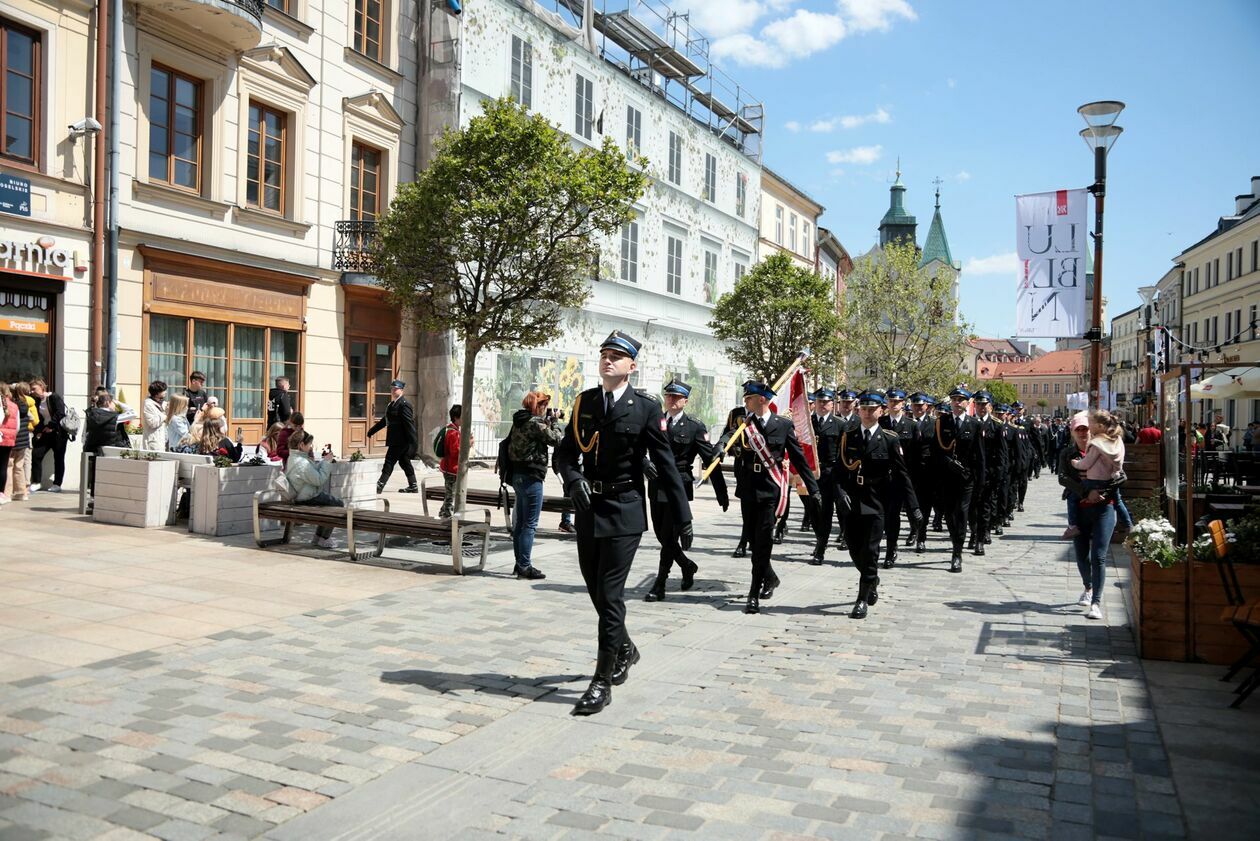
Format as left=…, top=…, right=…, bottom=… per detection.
left=0, top=474, right=1255, bottom=840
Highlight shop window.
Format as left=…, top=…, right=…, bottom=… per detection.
left=1, top=19, right=39, bottom=166
left=149, top=65, right=202, bottom=191
left=0, top=291, right=52, bottom=384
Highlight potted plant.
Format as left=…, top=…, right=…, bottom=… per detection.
left=189, top=454, right=281, bottom=536
left=93, top=449, right=178, bottom=528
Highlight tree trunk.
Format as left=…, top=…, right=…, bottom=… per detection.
left=415, top=329, right=452, bottom=469
left=454, top=338, right=478, bottom=516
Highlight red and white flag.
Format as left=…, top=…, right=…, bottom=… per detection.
left=788, top=368, right=818, bottom=477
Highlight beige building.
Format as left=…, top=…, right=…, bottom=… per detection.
left=1107, top=305, right=1141, bottom=412
left=1174, top=176, right=1260, bottom=432
left=758, top=166, right=823, bottom=269
left=992, top=348, right=1086, bottom=419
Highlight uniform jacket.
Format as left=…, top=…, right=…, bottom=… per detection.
left=651, top=411, right=727, bottom=506
left=811, top=414, right=844, bottom=475
left=977, top=415, right=1008, bottom=480
left=909, top=414, right=935, bottom=471
left=1012, top=423, right=1033, bottom=471
left=879, top=412, right=919, bottom=452
left=732, top=413, right=820, bottom=502
left=932, top=411, right=986, bottom=485
left=368, top=396, right=418, bottom=455
left=1019, top=419, right=1043, bottom=465
left=836, top=424, right=919, bottom=516
left=554, top=385, right=691, bottom=538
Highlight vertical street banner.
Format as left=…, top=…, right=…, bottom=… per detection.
left=1015, top=189, right=1089, bottom=338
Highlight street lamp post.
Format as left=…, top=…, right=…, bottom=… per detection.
left=1078, top=100, right=1125, bottom=411
left=1137, top=284, right=1158, bottom=425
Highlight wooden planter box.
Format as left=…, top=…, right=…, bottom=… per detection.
left=328, top=460, right=378, bottom=508
left=1125, top=545, right=1188, bottom=662
left=190, top=463, right=281, bottom=536
left=93, top=457, right=177, bottom=528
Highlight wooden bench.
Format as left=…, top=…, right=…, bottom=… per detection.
left=80, top=447, right=215, bottom=521
left=419, top=476, right=573, bottom=530
left=252, top=490, right=491, bottom=574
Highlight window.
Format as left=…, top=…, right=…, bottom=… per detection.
left=246, top=101, right=286, bottom=213
left=265, top=0, right=288, bottom=9
left=734, top=261, right=747, bottom=282
left=1214, top=258, right=1220, bottom=287
left=1227, top=311, right=1233, bottom=343
left=353, top=1, right=383, bottom=63
left=510, top=36, right=532, bottom=109
left=1234, top=309, right=1243, bottom=343
left=1031, top=383, right=1038, bottom=394
left=735, top=172, right=747, bottom=218
left=349, top=141, right=382, bottom=221
left=1054, top=383, right=1060, bottom=395
left=0, top=19, right=39, bottom=165
left=1022, top=383, right=1028, bottom=394
left=703, top=249, right=718, bottom=304
left=666, top=235, right=682, bottom=295
left=1251, top=305, right=1258, bottom=341
left=775, top=205, right=783, bottom=244
left=619, top=220, right=638, bottom=283
left=703, top=153, right=716, bottom=202
left=1252, top=240, right=1258, bottom=273
left=1236, top=247, right=1243, bottom=278
left=1193, top=321, right=1199, bottom=343
left=667, top=131, right=682, bottom=185
left=625, top=104, right=640, bottom=155
left=789, top=213, right=798, bottom=253
left=1194, top=268, right=1200, bottom=293
left=574, top=73, right=594, bottom=140
left=1212, top=316, right=1219, bottom=344
left=148, top=65, right=202, bottom=191
left=1228, top=251, right=1234, bottom=281
left=803, top=222, right=812, bottom=258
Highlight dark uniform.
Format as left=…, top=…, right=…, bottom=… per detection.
left=553, top=331, right=692, bottom=716
left=931, top=386, right=986, bottom=573
left=809, top=388, right=844, bottom=564
left=877, top=388, right=918, bottom=568
left=646, top=379, right=728, bottom=600
left=734, top=380, right=819, bottom=614
left=369, top=379, right=419, bottom=493
left=831, top=388, right=860, bottom=549
left=906, top=393, right=937, bottom=552
left=836, top=391, right=920, bottom=618
left=1011, top=402, right=1033, bottom=513
left=968, top=391, right=1007, bottom=555
left=999, top=409, right=1019, bottom=524
left=717, top=405, right=753, bottom=558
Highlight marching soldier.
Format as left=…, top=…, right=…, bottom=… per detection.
left=878, top=388, right=918, bottom=568
left=836, top=391, right=920, bottom=618
left=969, top=391, right=1007, bottom=556
left=718, top=405, right=752, bottom=558
left=645, top=379, right=729, bottom=601
left=905, top=393, right=936, bottom=553
left=1011, top=401, right=1033, bottom=513
left=994, top=404, right=1016, bottom=531
left=931, top=386, right=986, bottom=573
left=809, top=387, right=844, bottom=565
left=553, top=331, right=693, bottom=716
left=832, top=387, right=860, bottom=549
left=733, top=381, right=819, bottom=615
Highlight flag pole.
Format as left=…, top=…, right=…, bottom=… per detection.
left=697, top=350, right=810, bottom=484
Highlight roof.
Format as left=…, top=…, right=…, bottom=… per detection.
left=1175, top=188, right=1260, bottom=258
left=991, top=349, right=1085, bottom=377
left=880, top=171, right=916, bottom=228
left=919, top=189, right=957, bottom=269
left=761, top=165, right=825, bottom=214
left=969, top=337, right=1028, bottom=357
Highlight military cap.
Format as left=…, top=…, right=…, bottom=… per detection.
left=908, top=391, right=931, bottom=404
left=973, top=389, right=993, bottom=404
left=600, top=330, right=642, bottom=359
left=1011, top=401, right=1024, bottom=409
left=743, top=380, right=776, bottom=399
left=886, top=388, right=908, bottom=401
left=837, top=388, right=859, bottom=401
left=857, top=390, right=887, bottom=407
left=815, top=387, right=836, bottom=400
left=995, top=404, right=1010, bottom=414
left=663, top=378, right=691, bottom=397
left=390, top=378, right=406, bottom=389
left=949, top=385, right=973, bottom=399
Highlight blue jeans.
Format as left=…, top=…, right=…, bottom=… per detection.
left=1078, top=480, right=1132, bottom=528
left=511, top=473, right=545, bottom=570
left=298, top=492, right=345, bottom=539
left=1065, top=491, right=1079, bottom=527
left=1073, top=502, right=1116, bottom=604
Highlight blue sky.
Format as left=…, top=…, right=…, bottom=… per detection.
left=673, top=0, right=1260, bottom=347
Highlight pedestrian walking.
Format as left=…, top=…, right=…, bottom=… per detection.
left=970, top=391, right=1007, bottom=555
left=553, top=331, right=693, bottom=716
left=906, top=393, right=936, bottom=553
left=644, top=378, right=728, bottom=601
left=836, top=390, right=920, bottom=618
left=508, top=392, right=562, bottom=579
left=370, top=379, right=419, bottom=494
left=717, top=405, right=752, bottom=558
left=0, top=383, right=16, bottom=505
left=1058, top=414, right=1119, bottom=619
left=931, top=386, right=985, bottom=573
left=6, top=382, right=32, bottom=501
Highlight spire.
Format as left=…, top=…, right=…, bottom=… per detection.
left=920, top=178, right=956, bottom=269
left=879, top=157, right=916, bottom=247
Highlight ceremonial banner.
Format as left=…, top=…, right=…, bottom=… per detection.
left=788, top=368, right=818, bottom=475
left=1015, top=189, right=1089, bottom=338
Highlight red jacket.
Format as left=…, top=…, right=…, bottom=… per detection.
left=440, top=423, right=461, bottom=474
left=0, top=398, right=17, bottom=447
left=1136, top=427, right=1162, bottom=444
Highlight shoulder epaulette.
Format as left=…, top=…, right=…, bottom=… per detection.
left=634, top=388, right=659, bottom=403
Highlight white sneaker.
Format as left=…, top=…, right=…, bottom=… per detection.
left=314, top=537, right=335, bottom=549
left=0, top=493, right=9, bottom=505
left=1077, top=589, right=1092, bottom=606
left=29, top=483, right=41, bottom=493
left=46, top=484, right=62, bottom=493
left=1086, top=603, right=1103, bottom=620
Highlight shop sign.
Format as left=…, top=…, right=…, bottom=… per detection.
left=0, top=236, right=74, bottom=277
left=0, top=174, right=31, bottom=217
left=0, top=317, right=49, bottom=335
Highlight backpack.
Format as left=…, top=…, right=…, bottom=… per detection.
left=433, top=426, right=447, bottom=458
left=61, top=405, right=82, bottom=436
left=496, top=435, right=513, bottom=486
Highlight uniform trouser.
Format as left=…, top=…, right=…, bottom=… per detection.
left=576, top=528, right=642, bottom=657
left=1017, top=471, right=1029, bottom=506
left=845, top=510, right=884, bottom=595
left=911, top=468, right=932, bottom=542
left=883, top=492, right=904, bottom=553
left=377, top=447, right=416, bottom=488
left=943, top=480, right=974, bottom=553
left=976, top=473, right=1002, bottom=537
left=1006, top=471, right=1019, bottom=518
left=650, top=498, right=687, bottom=575
left=741, top=495, right=777, bottom=594
left=811, top=474, right=846, bottom=551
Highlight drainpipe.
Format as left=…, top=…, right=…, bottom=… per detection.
left=105, top=0, right=122, bottom=391
left=91, top=0, right=108, bottom=389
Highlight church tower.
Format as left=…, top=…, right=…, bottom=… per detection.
left=879, top=162, right=918, bottom=247
left=920, top=182, right=957, bottom=270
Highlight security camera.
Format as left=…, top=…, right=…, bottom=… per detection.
left=69, top=117, right=102, bottom=135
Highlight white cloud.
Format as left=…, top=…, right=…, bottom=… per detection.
left=838, top=0, right=918, bottom=32
left=674, top=1, right=770, bottom=40
left=955, top=170, right=971, bottom=182
left=840, top=106, right=891, bottom=129
left=964, top=252, right=1020, bottom=276
left=711, top=32, right=783, bottom=67
left=785, top=120, right=802, bottom=132
left=826, top=144, right=883, bottom=165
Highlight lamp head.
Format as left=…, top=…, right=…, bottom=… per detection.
left=1078, top=100, right=1125, bottom=128
left=1080, top=124, right=1123, bottom=154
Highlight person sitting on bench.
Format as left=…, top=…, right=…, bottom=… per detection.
left=285, top=431, right=344, bottom=550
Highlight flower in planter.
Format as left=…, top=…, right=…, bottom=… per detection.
left=213, top=455, right=235, bottom=468
left=350, top=450, right=365, bottom=462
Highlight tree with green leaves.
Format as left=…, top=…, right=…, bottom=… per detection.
left=708, top=253, right=843, bottom=384
left=979, top=379, right=1019, bottom=406
left=374, top=97, right=647, bottom=513
left=839, top=240, right=974, bottom=394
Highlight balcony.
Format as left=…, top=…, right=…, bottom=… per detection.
left=136, top=0, right=264, bottom=51
left=334, top=220, right=379, bottom=274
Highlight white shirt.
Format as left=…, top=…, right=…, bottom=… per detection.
left=816, top=412, right=833, bottom=423
left=861, top=422, right=881, bottom=440
left=666, top=409, right=683, bottom=427
left=755, top=409, right=773, bottom=425
left=887, top=410, right=905, bottom=423
left=603, top=382, right=630, bottom=407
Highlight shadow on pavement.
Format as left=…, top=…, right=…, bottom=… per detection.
left=380, top=669, right=582, bottom=704
left=946, top=599, right=1080, bottom=616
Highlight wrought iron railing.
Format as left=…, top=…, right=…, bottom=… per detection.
left=333, top=220, right=379, bottom=273
left=235, top=0, right=265, bottom=21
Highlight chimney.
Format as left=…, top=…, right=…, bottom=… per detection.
left=1237, top=194, right=1254, bottom=215
left=1252, top=175, right=1260, bottom=201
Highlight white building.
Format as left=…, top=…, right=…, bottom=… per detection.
left=1107, top=305, right=1141, bottom=415
left=453, top=0, right=764, bottom=436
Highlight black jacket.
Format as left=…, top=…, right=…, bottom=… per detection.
left=837, top=424, right=919, bottom=516
left=34, top=392, right=67, bottom=438
left=651, top=411, right=728, bottom=507
left=266, top=388, right=293, bottom=427
left=554, top=385, right=691, bottom=538
left=83, top=407, right=127, bottom=454
left=812, top=414, right=844, bottom=475
left=185, top=388, right=209, bottom=424
left=731, top=413, right=820, bottom=502
left=932, top=411, right=986, bottom=485
left=978, top=415, right=1008, bottom=481
left=368, top=396, right=418, bottom=455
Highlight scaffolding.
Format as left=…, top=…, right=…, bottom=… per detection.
left=539, top=0, right=764, bottom=161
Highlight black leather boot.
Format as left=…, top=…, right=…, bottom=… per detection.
left=882, top=547, right=897, bottom=569
left=760, top=572, right=780, bottom=600
left=573, top=652, right=616, bottom=716
left=679, top=557, right=698, bottom=591
left=915, top=538, right=926, bottom=553
left=810, top=538, right=826, bottom=565
left=610, top=640, right=640, bottom=686
left=992, top=525, right=1004, bottom=536
left=950, top=553, right=963, bottom=573
left=851, top=582, right=868, bottom=619
left=644, top=575, right=667, bottom=602
left=744, top=588, right=760, bottom=614
left=932, top=515, right=943, bottom=532
left=731, top=542, right=747, bottom=558
left=974, top=540, right=985, bottom=557
left=773, top=519, right=786, bottom=544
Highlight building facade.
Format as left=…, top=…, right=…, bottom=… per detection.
left=992, top=348, right=1086, bottom=419
left=1107, top=305, right=1141, bottom=416
left=757, top=166, right=822, bottom=270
